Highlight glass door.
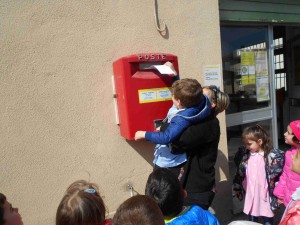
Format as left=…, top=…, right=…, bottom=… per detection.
left=221, top=25, right=277, bottom=145
left=221, top=25, right=277, bottom=214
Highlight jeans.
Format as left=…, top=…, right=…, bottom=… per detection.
left=249, top=215, right=273, bottom=225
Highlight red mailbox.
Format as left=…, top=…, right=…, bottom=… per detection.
left=113, top=53, right=179, bottom=140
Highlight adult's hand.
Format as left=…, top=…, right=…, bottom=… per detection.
left=164, top=61, right=178, bottom=76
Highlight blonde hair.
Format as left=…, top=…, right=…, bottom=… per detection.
left=203, top=86, right=230, bottom=115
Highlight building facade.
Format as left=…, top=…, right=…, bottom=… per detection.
left=3, top=1, right=300, bottom=224
left=0, top=1, right=231, bottom=224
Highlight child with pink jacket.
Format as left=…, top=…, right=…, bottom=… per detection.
left=274, top=120, right=300, bottom=206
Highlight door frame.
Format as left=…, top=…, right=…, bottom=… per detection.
left=222, top=24, right=279, bottom=148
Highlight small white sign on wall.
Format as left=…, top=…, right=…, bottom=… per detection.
left=204, top=64, right=221, bottom=88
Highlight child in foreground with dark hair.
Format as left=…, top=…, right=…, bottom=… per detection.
left=112, top=195, right=165, bottom=225
left=145, top=168, right=220, bottom=225
left=0, top=193, right=23, bottom=225
left=56, top=180, right=111, bottom=225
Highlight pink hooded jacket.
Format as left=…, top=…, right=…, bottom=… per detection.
left=274, top=147, right=300, bottom=206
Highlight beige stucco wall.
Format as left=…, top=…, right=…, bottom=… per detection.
left=0, top=1, right=231, bottom=224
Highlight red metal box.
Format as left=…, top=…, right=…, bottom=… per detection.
left=113, top=53, right=179, bottom=140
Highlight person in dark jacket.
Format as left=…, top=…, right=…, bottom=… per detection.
left=171, top=86, right=230, bottom=210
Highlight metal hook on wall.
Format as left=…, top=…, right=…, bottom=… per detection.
left=154, top=0, right=166, bottom=33
left=127, top=184, right=139, bottom=197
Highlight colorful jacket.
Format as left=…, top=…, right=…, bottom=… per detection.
left=274, top=147, right=300, bottom=206
left=233, top=146, right=285, bottom=209
left=165, top=205, right=220, bottom=225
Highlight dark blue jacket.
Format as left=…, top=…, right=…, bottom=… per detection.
left=145, top=95, right=211, bottom=145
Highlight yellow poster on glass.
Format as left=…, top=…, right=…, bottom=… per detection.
left=241, top=51, right=255, bottom=85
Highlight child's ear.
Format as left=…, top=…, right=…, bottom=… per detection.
left=177, top=99, right=181, bottom=104
left=176, top=99, right=182, bottom=108
left=257, top=139, right=263, bottom=146
left=211, top=102, right=216, bottom=109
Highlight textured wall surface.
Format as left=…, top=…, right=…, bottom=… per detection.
left=0, top=1, right=230, bottom=224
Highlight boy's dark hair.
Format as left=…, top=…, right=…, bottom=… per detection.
left=0, top=193, right=6, bottom=225
left=112, top=195, right=164, bottom=225
left=145, top=168, right=184, bottom=218
left=171, top=78, right=203, bottom=108
left=56, top=180, right=106, bottom=225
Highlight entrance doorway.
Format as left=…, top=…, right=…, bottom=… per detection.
left=220, top=24, right=300, bottom=213
left=221, top=25, right=275, bottom=156
left=273, top=26, right=300, bottom=144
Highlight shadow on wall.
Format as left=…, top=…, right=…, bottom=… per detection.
left=125, top=144, right=232, bottom=179
left=110, top=140, right=155, bottom=198
left=126, top=140, right=155, bottom=166
left=215, top=149, right=230, bottom=182
left=212, top=149, right=233, bottom=223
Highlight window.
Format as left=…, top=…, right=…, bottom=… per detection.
left=273, top=36, right=286, bottom=90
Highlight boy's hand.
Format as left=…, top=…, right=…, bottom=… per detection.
left=156, top=126, right=161, bottom=131
left=164, top=61, right=178, bottom=76
left=134, top=131, right=146, bottom=140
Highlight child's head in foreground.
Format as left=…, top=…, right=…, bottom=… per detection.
left=171, top=78, right=203, bottom=108
left=112, top=195, right=164, bottom=225
left=0, top=193, right=23, bottom=225
left=56, top=180, right=108, bottom=225
left=145, top=168, right=185, bottom=219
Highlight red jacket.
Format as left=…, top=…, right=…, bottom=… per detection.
left=279, top=201, right=300, bottom=225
